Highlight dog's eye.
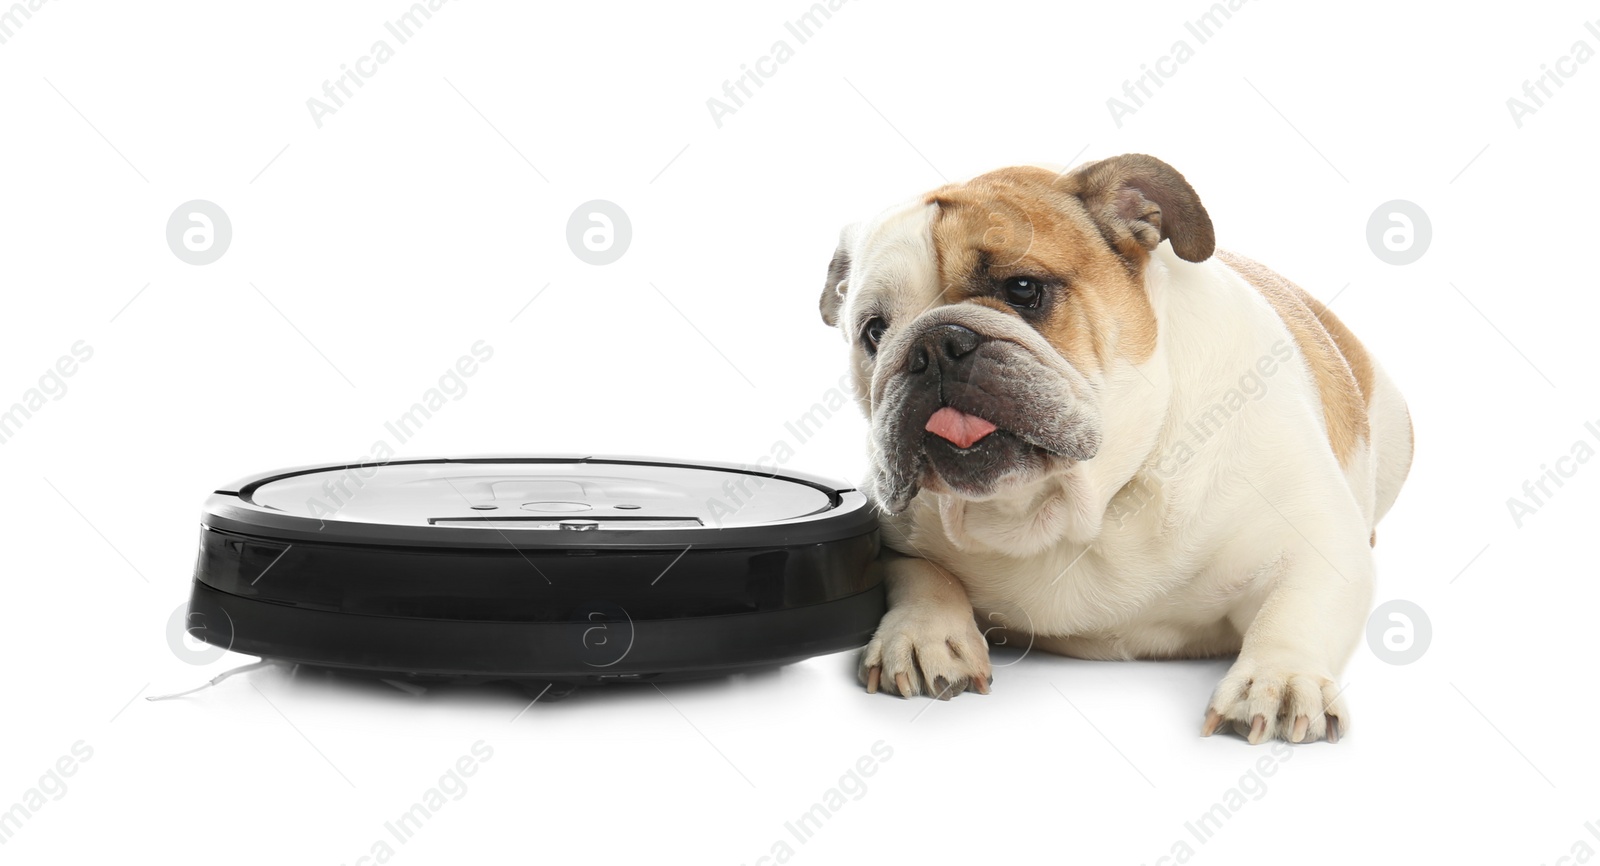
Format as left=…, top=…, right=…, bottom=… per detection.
left=1001, top=277, right=1043, bottom=309
left=862, top=317, right=889, bottom=354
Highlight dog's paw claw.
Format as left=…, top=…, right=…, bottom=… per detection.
left=858, top=607, right=992, bottom=700
left=1204, top=663, right=1347, bottom=744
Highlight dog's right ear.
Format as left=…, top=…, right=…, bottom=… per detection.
left=820, top=224, right=857, bottom=327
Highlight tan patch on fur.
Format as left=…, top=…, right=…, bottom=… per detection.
left=1216, top=250, right=1373, bottom=465
left=923, top=167, right=1159, bottom=370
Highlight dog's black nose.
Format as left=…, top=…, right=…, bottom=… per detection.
left=936, top=324, right=981, bottom=360
left=907, top=323, right=982, bottom=373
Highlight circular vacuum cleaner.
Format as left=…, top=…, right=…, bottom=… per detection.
left=186, top=456, right=883, bottom=688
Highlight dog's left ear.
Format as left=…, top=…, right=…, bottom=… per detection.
left=819, top=224, right=857, bottom=327
left=1060, top=154, right=1214, bottom=263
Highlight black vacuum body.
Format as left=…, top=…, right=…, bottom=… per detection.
left=186, top=456, right=883, bottom=684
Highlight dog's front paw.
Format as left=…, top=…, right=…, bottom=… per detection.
left=858, top=606, right=991, bottom=699
left=1201, top=659, right=1348, bottom=744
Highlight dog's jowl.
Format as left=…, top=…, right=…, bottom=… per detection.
left=820, top=154, right=1412, bottom=744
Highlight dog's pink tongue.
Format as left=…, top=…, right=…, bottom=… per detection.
left=925, top=407, right=997, bottom=449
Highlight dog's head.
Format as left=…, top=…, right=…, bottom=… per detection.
left=821, top=154, right=1213, bottom=521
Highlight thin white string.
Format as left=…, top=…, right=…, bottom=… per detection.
left=146, top=658, right=276, bottom=701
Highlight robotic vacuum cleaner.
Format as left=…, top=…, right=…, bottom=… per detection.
left=186, top=456, right=883, bottom=687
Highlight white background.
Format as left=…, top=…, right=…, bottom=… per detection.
left=3, top=1, right=1598, bottom=863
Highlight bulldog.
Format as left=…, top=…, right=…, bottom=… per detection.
left=820, top=154, right=1412, bottom=743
